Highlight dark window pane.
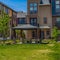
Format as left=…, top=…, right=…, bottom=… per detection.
left=32, top=31, right=36, bottom=39
left=18, top=18, right=26, bottom=24
left=40, top=0, right=43, bottom=4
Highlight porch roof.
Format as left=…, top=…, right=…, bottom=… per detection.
left=39, top=26, right=50, bottom=29
left=12, top=24, right=38, bottom=30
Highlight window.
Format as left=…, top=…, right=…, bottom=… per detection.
left=32, top=31, right=36, bottom=39
left=56, top=0, right=59, bottom=4
left=56, top=17, right=60, bottom=22
left=18, top=18, right=26, bottom=24
left=30, top=3, right=37, bottom=14
left=46, top=31, right=50, bottom=35
left=30, top=18, right=37, bottom=26
left=49, top=0, right=51, bottom=3
left=5, top=8, right=9, bottom=14
left=56, top=17, right=60, bottom=27
left=55, top=0, right=60, bottom=12
left=56, top=5, right=60, bottom=9
left=43, top=17, right=47, bottom=24
left=46, top=31, right=50, bottom=39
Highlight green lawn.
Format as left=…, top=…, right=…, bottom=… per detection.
left=0, top=43, right=60, bottom=60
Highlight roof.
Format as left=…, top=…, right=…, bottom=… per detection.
left=42, top=0, right=50, bottom=4
left=13, top=24, right=51, bottom=30
left=13, top=24, right=38, bottom=30
left=17, top=11, right=27, bottom=18
left=40, top=0, right=50, bottom=5
left=0, top=2, right=17, bottom=13
left=39, top=26, right=50, bottom=29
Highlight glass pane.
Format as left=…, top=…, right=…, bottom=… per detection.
left=56, top=1, right=59, bottom=4
left=34, top=3, right=37, bottom=6
left=34, top=7, right=37, bottom=11
left=56, top=5, right=60, bottom=9
left=30, top=3, right=33, bottom=7
left=56, top=18, right=60, bottom=22
left=30, top=7, right=33, bottom=11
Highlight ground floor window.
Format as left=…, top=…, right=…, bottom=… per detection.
left=32, top=31, right=36, bottom=39
left=46, top=30, right=50, bottom=39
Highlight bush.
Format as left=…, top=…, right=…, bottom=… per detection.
left=42, top=39, right=56, bottom=44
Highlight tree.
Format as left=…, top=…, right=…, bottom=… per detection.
left=52, top=26, right=59, bottom=41
left=0, top=11, right=10, bottom=41
left=15, top=30, right=25, bottom=38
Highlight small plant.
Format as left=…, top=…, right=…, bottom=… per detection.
left=52, top=26, right=59, bottom=42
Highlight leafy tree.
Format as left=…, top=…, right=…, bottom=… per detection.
left=52, top=26, right=59, bottom=41
left=0, top=11, right=10, bottom=40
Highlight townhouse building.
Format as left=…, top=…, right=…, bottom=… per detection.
left=1, top=0, right=60, bottom=43
left=14, top=0, right=60, bottom=43
left=26, top=0, right=52, bottom=40
left=0, top=2, right=17, bottom=39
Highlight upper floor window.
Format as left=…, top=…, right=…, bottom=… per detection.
left=43, top=17, right=47, bottom=24
left=5, top=8, right=9, bottom=14
left=30, top=3, right=38, bottom=14
left=56, top=0, right=59, bottom=4
left=56, top=17, right=60, bottom=27
left=55, top=0, right=60, bottom=12
left=30, top=18, right=37, bottom=26
left=56, top=17, right=60, bottom=22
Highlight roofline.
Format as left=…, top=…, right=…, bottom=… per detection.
left=0, top=2, right=17, bottom=13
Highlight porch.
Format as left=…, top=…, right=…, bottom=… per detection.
left=12, top=24, right=51, bottom=43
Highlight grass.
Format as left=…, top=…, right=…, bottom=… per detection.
left=0, top=42, right=60, bottom=60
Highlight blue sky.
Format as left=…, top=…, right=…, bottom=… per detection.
left=0, top=0, right=27, bottom=12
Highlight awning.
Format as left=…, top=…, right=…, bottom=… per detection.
left=12, top=24, right=38, bottom=30
left=39, top=26, right=50, bottom=29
